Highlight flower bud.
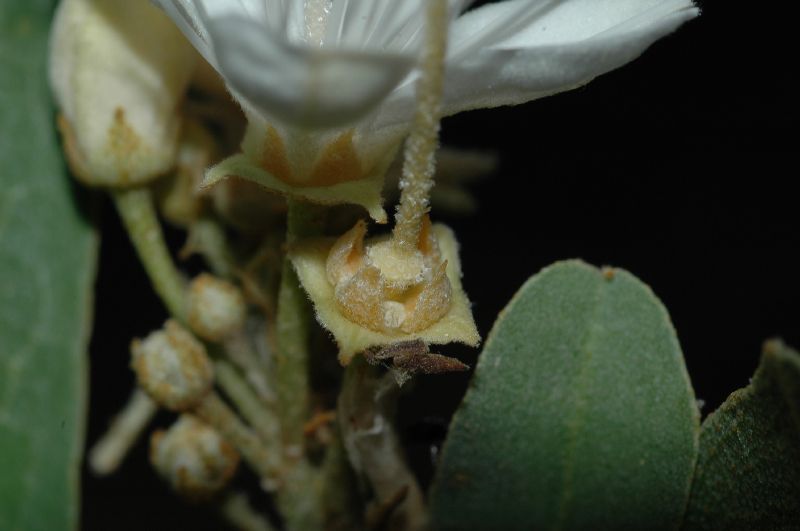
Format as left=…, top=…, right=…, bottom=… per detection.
left=155, top=119, right=218, bottom=228
left=131, top=320, right=213, bottom=411
left=49, top=0, right=196, bottom=187
left=150, top=414, right=239, bottom=500
left=187, top=274, right=247, bottom=342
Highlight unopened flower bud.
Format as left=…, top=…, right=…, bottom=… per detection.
left=155, top=119, right=218, bottom=228
left=131, top=320, right=214, bottom=411
left=150, top=414, right=239, bottom=500
left=49, top=0, right=196, bottom=186
left=187, top=274, right=247, bottom=342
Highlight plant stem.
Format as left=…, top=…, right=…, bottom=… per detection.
left=276, top=199, right=324, bottom=448
left=112, top=187, right=187, bottom=321
left=275, top=199, right=326, bottom=529
left=87, top=388, right=157, bottom=475
left=339, top=357, right=428, bottom=530
left=194, top=392, right=279, bottom=485
left=220, top=491, right=277, bottom=531
left=392, top=0, right=449, bottom=253
left=215, top=359, right=280, bottom=449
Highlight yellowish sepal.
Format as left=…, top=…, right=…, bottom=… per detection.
left=202, top=153, right=389, bottom=224
left=290, top=224, right=479, bottom=365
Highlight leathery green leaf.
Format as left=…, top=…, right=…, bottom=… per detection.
left=0, top=2, right=98, bottom=530
left=429, top=260, right=700, bottom=530
left=683, top=340, right=800, bottom=530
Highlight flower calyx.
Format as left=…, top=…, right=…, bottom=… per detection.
left=327, top=216, right=451, bottom=335
left=290, top=219, right=479, bottom=365
left=200, top=116, right=401, bottom=224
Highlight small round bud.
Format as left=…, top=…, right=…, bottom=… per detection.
left=187, top=274, right=247, bottom=342
left=150, top=414, right=239, bottom=500
left=131, top=320, right=214, bottom=411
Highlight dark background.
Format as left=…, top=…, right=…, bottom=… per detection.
left=83, top=1, right=800, bottom=529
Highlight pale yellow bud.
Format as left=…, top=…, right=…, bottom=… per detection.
left=131, top=320, right=214, bottom=411
left=150, top=414, right=239, bottom=500
left=49, top=0, right=196, bottom=186
left=187, top=274, right=247, bottom=342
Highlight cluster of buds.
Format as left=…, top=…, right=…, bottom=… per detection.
left=131, top=320, right=276, bottom=485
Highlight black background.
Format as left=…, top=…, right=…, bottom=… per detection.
left=83, top=1, right=800, bottom=529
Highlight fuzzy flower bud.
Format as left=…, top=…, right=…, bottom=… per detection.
left=131, top=320, right=214, bottom=411
left=187, top=274, right=247, bottom=342
left=150, top=414, right=239, bottom=500
left=49, top=0, right=197, bottom=186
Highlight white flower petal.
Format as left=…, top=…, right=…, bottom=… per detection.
left=156, top=0, right=474, bottom=127
left=376, top=0, right=698, bottom=127
left=206, top=15, right=416, bottom=127
left=443, top=0, right=699, bottom=114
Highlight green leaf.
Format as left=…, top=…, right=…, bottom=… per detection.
left=683, top=340, right=800, bottom=530
left=429, top=260, right=700, bottom=530
left=0, top=2, right=98, bottom=530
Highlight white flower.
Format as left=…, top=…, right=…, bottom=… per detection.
left=154, top=0, right=698, bottom=220
left=155, top=0, right=698, bottom=127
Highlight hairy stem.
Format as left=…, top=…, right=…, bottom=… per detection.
left=195, top=392, right=279, bottom=485
left=274, top=199, right=326, bottom=529
left=88, top=388, right=157, bottom=475
left=220, top=491, right=278, bottom=531
left=215, top=359, right=280, bottom=450
left=339, top=358, right=427, bottom=530
left=112, top=187, right=187, bottom=321
left=276, top=199, right=325, bottom=447
left=392, top=0, right=449, bottom=253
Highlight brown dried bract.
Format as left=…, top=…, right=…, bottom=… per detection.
left=364, top=339, right=468, bottom=375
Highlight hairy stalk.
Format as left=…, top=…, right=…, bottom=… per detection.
left=223, top=328, right=276, bottom=404
left=215, top=359, right=280, bottom=450
left=88, top=388, right=157, bottom=475
left=339, top=358, right=427, bottom=530
left=112, top=187, right=187, bottom=320
left=220, top=491, right=278, bottom=531
left=392, top=0, right=449, bottom=253
left=276, top=199, right=326, bottom=444
left=274, top=199, right=326, bottom=529
left=183, top=216, right=236, bottom=280
left=320, top=427, right=364, bottom=530
left=194, top=393, right=279, bottom=484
